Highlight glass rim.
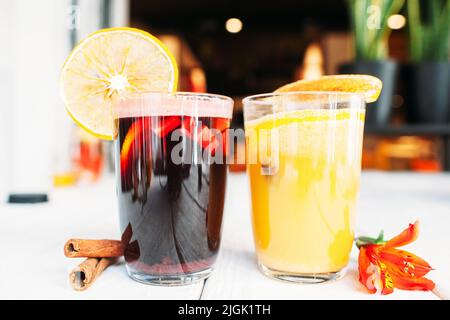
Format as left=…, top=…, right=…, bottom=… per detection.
left=120, top=90, right=234, bottom=104
left=242, top=91, right=365, bottom=105
left=114, top=91, right=234, bottom=119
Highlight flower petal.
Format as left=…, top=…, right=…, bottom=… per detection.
left=358, top=246, right=377, bottom=293
left=380, top=247, right=433, bottom=277
left=369, top=260, right=395, bottom=295
left=380, top=267, right=394, bottom=295
left=385, top=221, right=419, bottom=248
left=391, top=273, right=436, bottom=291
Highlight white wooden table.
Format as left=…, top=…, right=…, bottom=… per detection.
left=0, top=171, right=449, bottom=300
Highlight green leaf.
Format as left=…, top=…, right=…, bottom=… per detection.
left=348, top=0, right=405, bottom=60
left=375, top=230, right=385, bottom=243
left=408, top=0, right=422, bottom=61
left=355, top=230, right=387, bottom=249
left=407, top=0, right=450, bottom=61
left=357, top=236, right=377, bottom=242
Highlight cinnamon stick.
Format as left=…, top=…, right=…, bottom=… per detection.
left=69, top=258, right=116, bottom=291
left=64, top=239, right=123, bottom=258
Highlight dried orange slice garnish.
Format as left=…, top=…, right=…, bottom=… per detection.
left=275, top=75, right=382, bottom=103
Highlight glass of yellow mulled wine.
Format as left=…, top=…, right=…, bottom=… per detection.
left=243, top=91, right=365, bottom=283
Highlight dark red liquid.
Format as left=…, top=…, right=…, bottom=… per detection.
left=115, top=115, right=229, bottom=277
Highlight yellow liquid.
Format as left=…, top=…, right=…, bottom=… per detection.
left=246, top=108, right=364, bottom=274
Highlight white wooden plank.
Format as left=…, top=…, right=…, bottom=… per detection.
left=0, top=176, right=203, bottom=300
left=1, top=172, right=448, bottom=299
left=201, top=172, right=442, bottom=300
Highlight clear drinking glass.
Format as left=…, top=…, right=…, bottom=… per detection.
left=243, top=91, right=365, bottom=283
left=113, top=92, right=233, bottom=285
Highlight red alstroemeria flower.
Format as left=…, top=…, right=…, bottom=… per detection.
left=357, top=221, right=435, bottom=295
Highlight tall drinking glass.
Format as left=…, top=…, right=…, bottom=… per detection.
left=114, top=92, right=233, bottom=285
left=243, top=92, right=365, bottom=283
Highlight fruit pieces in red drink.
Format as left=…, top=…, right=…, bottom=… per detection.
left=120, top=118, right=149, bottom=176
left=119, top=116, right=230, bottom=177
left=153, top=116, right=181, bottom=138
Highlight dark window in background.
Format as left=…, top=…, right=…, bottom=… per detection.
left=130, top=0, right=349, bottom=96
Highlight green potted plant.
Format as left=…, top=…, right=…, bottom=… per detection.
left=404, top=0, right=450, bottom=124
left=341, top=0, right=405, bottom=125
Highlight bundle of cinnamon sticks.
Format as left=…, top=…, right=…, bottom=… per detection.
left=64, top=239, right=123, bottom=291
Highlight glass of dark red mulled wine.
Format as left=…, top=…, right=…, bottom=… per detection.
left=113, top=92, right=233, bottom=285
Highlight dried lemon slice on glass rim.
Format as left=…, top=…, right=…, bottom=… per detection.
left=60, top=27, right=178, bottom=140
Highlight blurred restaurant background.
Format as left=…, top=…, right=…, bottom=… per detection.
left=0, top=0, right=449, bottom=199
